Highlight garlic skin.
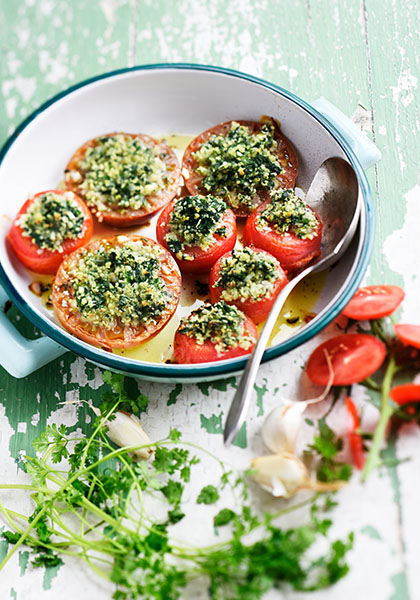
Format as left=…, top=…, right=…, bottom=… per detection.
left=261, top=402, right=307, bottom=454
left=91, top=407, right=154, bottom=460
left=250, top=452, right=309, bottom=498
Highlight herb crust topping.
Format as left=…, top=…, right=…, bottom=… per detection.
left=214, top=247, right=281, bottom=302
left=18, top=191, right=84, bottom=252
left=165, top=195, right=228, bottom=260
left=192, top=121, right=282, bottom=212
left=178, top=301, right=255, bottom=353
left=67, top=238, right=170, bottom=328
left=258, top=189, right=319, bottom=239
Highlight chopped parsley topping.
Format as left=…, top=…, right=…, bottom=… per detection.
left=178, top=301, right=255, bottom=353
left=214, top=247, right=281, bottom=303
left=192, top=121, right=282, bottom=212
left=165, top=195, right=228, bottom=260
left=72, top=135, right=169, bottom=214
left=18, top=192, right=84, bottom=252
left=67, top=239, right=170, bottom=328
left=258, top=188, right=319, bottom=239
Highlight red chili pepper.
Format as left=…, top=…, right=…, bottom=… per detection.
left=345, top=397, right=365, bottom=470
left=389, top=383, right=420, bottom=418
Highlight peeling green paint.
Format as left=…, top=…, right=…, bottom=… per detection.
left=42, top=559, right=64, bottom=590
left=200, top=412, right=223, bottom=434
left=10, top=588, right=17, bottom=599
left=361, top=525, right=382, bottom=540
left=389, top=572, right=410, bottom=600
left=200, top=412, right=247, bottom=447
left=254, top=378, right=268, bottom=417
left=197, top=377, right=237, bottom=397
left=305, top=418, right=314, bottom=426
left=232, top=422, right=247, bottom=449
left=0, top=539, right=8, bottom=563
left=18, top=550, right=29, bottom=575
left=168, top=383, right=183, bottom=406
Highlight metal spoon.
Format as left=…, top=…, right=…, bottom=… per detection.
left=224, top=157, right=360, bottom=446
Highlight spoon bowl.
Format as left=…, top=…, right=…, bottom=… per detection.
left=224, top=157, right=360, bottom=445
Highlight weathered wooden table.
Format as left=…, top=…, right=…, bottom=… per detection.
left=1, top=1, right=419, bottom=599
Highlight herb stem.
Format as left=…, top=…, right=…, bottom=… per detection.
left=362, top=355, right=397, bottom=481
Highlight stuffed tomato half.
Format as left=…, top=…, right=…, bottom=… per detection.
left=52, top=235, right=181, bottom=350
left=64, top=132, right=180, bottom=227
left=243, top=189, right=322, bottom=273
left=156, top=194, right=236, bottom=273
left=8, top=190, right=93, bottom=274
left=209, top=247, right=288, bottom=324
left=174, top=301, right=258, bottom=364
left=182, top=118, right=298, bottom=217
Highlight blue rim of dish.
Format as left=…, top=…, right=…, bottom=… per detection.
left=0, top=63, right=374, bottom=379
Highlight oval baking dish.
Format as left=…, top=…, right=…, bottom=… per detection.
left=0, top=64, right=380, bottom=381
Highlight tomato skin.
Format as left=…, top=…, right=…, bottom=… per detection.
left=394, top=324, right=420, bottom=349
left=52, top=236, right=181, bottom=350
left=64, top=132, right=181, bottom=227
left=306, top=333, right=387, bottom=386
left=345, top=397, right=365, bottom=470
left=156, top=199, right=237, bottom=273
left=342, top=285, right=405, bottom=320
left=242, top=200, right=322, bottom=273
left=8, top=190, right=93, bottom=275
left=208, top=248, right=288, bottom=324
left=182, top=119, right=298, bottom=217
left=174, top=314, right=258, bottom=364
left=390, top=383, right=420, bottom=405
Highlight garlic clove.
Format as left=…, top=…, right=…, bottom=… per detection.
left=261, top=402, right=307, bottom=454
left=250, top=452, right=309, bottom=498
left=91, top=406, right=154, bottom=460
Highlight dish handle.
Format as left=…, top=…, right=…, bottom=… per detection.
left=0, top=284, right=67, bottom=378
left=311, top=97, right=381, bottom=170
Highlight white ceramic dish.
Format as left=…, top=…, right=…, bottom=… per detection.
left=0, top=64, right=380, bottom=381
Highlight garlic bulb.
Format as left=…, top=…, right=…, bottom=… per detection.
left=261, top=402, right=307, bottom=454
left=250, top=452, right=309, bottom=498
left=91, top=407, right=154, bottom=460
left=250, top=452, right=347, bottom=498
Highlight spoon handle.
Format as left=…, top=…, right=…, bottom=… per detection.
left=223, top=267, right=311, bottom=445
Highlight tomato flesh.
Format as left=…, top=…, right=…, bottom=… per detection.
left=345, top=397, right=365, bottom=470
left=394, top=324, right=420, bottom=349
left=52, top=236, right=181, bottom=350
left=64, top=132, right=181, bottom=227
left=174, top=315, right=258, bottom=364
left=156, top=199, right=237, bottom=273
left=306, top=333, right=387, bottom=386
left=242, top=200, right=322, bottom=273
left=8, top=190, right=93, bottom=275
left=342, top=285, right=405, bottom=320
left=208, top=248, right=288, bottom=324
left=182, top=119, right=298, bottom=217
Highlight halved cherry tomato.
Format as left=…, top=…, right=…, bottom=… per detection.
left=8, top=190, right=93, bottom=275
left=394, top=324, right=420, bottom=349
left=156, top=198, right=237, bottom=273
left=243, top=200, right=322, bottom=272
left=182, top=119, right=298, bottom=217
left=173, top=303, right=258, bottom=364
left=389, top=383, right=420, bottom=405
left=64, top=132, right=180, bottom=227
left=342, top=285, right=405, bottom=320
left=208, top=247, right=288, bottom=324
left=306, top=334, right=387, bottom=386
left=345, top=397, right=365, bottom=470
left=52, top=236, right=181, bottom=350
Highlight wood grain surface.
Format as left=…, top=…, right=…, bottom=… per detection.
left=1, top=1, right=419, bottom=599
